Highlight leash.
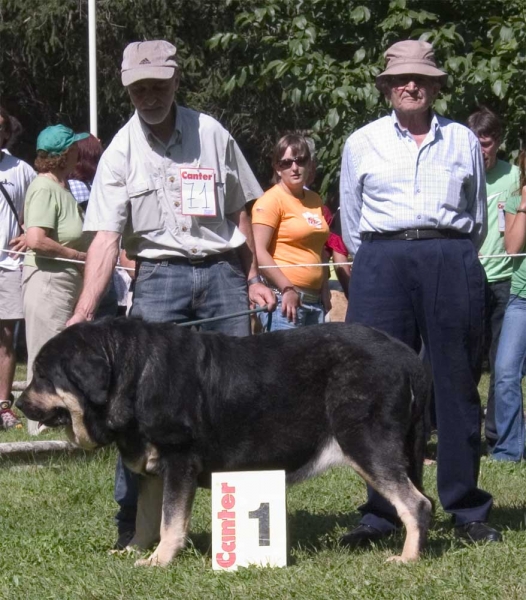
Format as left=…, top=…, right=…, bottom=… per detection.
left=177, top=305, right=269, bottom=328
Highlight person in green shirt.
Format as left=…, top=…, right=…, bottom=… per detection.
left=493, top=152, right=526, bottom=461
left=22, top=124, right=88, bottom=435
left=467, top=107, right=520, bottom=452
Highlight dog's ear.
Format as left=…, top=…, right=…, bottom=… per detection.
left=65, top=355, right=111, bottom=406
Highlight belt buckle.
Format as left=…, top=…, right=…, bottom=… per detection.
left=404, top=230, right=418, bottom=240
left=297, top=291, right=306, bottom=305
left=188, top=255, right=205, bottom=265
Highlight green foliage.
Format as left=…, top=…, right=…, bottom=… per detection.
left=210, top=0, right=526, bottom=191
left=0, top=0, right=236, bottom=158
left=1, top=0, right=525, bottom=188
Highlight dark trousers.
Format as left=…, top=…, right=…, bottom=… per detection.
left=346, top=238, right=493, bottom=532
left=483, top=278, right=511, bottom=449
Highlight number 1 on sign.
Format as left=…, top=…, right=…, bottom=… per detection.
left=248, top=502, right=270, bottom=546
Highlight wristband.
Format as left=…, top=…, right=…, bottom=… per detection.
left=281, top=286, right=298, bottom=295
left=247, top=275, right=263, bottom=286
left=517, top=209, right=526, bottom=214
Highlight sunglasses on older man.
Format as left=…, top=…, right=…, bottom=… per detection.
left=277, top=156, right=309, bottom=170
left=387, top=74, right=435, bottom=88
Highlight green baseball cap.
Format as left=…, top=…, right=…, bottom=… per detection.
left=36, top=124, right=89, bottom=155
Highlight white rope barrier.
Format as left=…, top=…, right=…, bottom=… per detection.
left=0, top=249, right=135, bottom=272
left=1, top=248, right=523, bottom=272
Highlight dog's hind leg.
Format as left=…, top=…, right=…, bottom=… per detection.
left=384, top=482, right=432, bottom=563
left=344, top=455, right=432, bottom=562
left=135, top=455, right=199, bottom=567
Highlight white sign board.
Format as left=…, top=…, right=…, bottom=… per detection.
left=211, top=470, right=287, bottom=571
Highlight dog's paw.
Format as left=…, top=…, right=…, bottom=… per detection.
left=134, top=554, right=168, bottom=568
left=386, top=554, right=418, bottom=564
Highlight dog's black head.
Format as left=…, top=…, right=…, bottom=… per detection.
left=16, top=321, right=131, bottom=449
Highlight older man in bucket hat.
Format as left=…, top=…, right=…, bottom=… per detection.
left=340, top=40, right=500, bottom=546
left=67, top=40, right=276, bottom=550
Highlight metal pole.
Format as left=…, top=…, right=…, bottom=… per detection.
left=88, top=0, right=97, bottom=137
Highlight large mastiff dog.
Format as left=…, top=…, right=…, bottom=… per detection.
left=17, top=318, right=432, bottom=567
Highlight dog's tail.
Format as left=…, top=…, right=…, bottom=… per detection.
left=405, top=361, right=432, bottom=493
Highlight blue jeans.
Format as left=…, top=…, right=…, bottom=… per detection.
left=114, top=254, right=250, bottom=534
left=483, top=278, right=511, bottom=449
left=259, top=295, right=325, bottom=331
left=493, top=294, right=526, bottom=462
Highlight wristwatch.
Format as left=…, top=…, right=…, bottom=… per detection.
left=247, top=275, right=263, bottom=286
left=517, top=209, right=526, bottom=214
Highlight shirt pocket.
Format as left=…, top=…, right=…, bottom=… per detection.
left=127, top=178, right=164, bottom=234
left=423, top=166, right=467, bottom=213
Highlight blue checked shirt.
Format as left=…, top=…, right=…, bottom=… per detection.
left=68, top=179, right=91, bottom=206
left=340, top=112, right=487, bottom=255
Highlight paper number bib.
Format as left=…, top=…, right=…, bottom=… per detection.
left=498, top=202, right=505, bottom=233
left=180, top=168, right=217, bottom=217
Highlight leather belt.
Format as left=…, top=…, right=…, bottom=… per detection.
left=360, top=229, right=470, bottom=241
left=139, top=249, right=239, bottom=266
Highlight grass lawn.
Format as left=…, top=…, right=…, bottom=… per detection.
left=1, top=372, right=526, bottom=599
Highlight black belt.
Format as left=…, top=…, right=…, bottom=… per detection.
left=360, top=229, right=470, bottom=241
left=139, top=249, right=239, bottom=266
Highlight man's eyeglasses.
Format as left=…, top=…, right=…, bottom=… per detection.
left=277, top=156, right=309, bottom=170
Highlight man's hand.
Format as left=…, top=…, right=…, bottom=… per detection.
left=66, top=310, right=92, bottom=328
left=248, top=281, right=277, bottom=312
left=8, top=233, right=27, bottom=257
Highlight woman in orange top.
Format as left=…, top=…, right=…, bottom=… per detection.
left=252, top=133, right=330, bottom=330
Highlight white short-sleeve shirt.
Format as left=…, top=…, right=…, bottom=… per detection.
left=0, top=151, right=36, bottom=270
left=84, top=106, right=263, bottom=259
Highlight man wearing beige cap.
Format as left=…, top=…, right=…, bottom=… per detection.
left=68, top=40, right=275, bottom=548
left=340, top=40, right=500, bottom=546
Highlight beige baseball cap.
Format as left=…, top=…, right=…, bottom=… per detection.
left=121, top=40, right=178, bottom=87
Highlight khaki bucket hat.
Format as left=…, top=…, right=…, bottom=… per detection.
left=376, top=40, right=448, bottom=88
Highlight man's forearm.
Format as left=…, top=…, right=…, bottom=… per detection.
left=229, top=208, right=259, bottom=279
left=73, top=231, right=120, bottom=320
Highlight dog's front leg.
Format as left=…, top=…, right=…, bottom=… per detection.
left=127, top=475, right=163, bottom=551
left=135, top=455, right=198, bottom=567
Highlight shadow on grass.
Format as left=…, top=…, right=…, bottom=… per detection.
left=184, top=506, right=524, bottom=563
left=188, top=531, right=212, bottom=556
left=286, top=510, right=509, bottom=561
left=286, top=510, right=455, bottom=562
left=489, top=505, right=526, bottom=531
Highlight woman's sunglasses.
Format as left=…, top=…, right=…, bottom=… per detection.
left=277, top=156, right=309, bottom=170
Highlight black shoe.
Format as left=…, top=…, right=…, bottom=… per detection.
left=339, top=524, right=391, bottom=549
left=114, top=529, right=135, bottom=550
left=454, top=522, right=502, bottom=544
